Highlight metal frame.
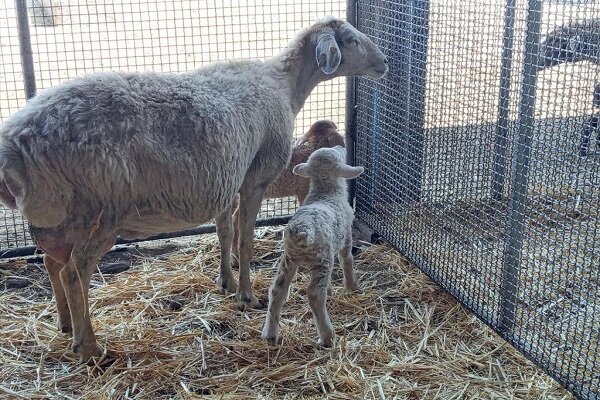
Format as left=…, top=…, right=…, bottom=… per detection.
left=351, top=1, right=599, bottom=399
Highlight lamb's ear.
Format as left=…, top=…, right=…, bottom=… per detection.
left=315, top=34, right=341, bottom=75
left=336, top=165, right=364, bottom=179
left=293, top=163, right=311, bottom=177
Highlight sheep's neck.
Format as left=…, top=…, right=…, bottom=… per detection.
left=288, top=64, right=324, bottom=115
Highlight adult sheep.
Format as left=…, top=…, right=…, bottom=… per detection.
left=0, top=16, right=388, bottom=362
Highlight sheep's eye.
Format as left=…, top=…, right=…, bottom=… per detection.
left=344, top=37, right=359, bottom=46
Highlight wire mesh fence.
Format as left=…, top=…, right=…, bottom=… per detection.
left=0, top=0, right=347, bottom=252
left=353, top=0, right=599, bottom=398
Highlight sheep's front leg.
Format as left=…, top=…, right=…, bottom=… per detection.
left=230, top=195, right=241, bottom=268
left=308, top=256, right=335, bottom=347
left=215, top=208, right=237, bottom=293
left=44, top=254, right=72, bottom=335
left=61, top=238, right=113, bottom=363
left=262, top=253, right=297, bottom=344
left=339, top=235, right=359, bottom=291
left=236, top=187, right=266, bottom=309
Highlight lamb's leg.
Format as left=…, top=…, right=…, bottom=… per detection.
left=307, top=256, right=335, bottom=347
left=339, top=235, right=359, bottom=291
left=262, top=253, right=297, bottom=344
left=61, top=237, right=114, bottom=363
left=236, top=187, right=266, bottom=309
left=215, top=208, right=237, bottom=293
left=44, top=254, right=72, bottom=335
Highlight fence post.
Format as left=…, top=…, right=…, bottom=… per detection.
left=490, top=0, right=517, bottom=200
left=499, top=0, right=542, bottom=333
left=404, top=0, right=429, bottom=203
left=15, top=0, right=37, bottom=99
left=346, top=0, right=358, bottom=206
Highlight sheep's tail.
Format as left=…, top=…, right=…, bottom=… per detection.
left=286, top=221, right=316, bottom=246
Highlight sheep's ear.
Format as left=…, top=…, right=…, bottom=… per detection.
left=293, top=163, right=311, bottom=177
left=336, top=165, right=364, bottom=179
left=315, top=34, right=341, bottom=75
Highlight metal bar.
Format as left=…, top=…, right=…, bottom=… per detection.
left=490, top=0, right=517, bottom=200
left=345, top=0, right=358, bottom=206
left=0, top=215, right=292, bottom=259
left=499, top=0, right=543, bottom=334
left=15, top=0, right=37, bottom=99
left=405, top=0, right=430, bottom=203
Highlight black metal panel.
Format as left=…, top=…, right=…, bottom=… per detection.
left=354, top=0, right=600, bottom=398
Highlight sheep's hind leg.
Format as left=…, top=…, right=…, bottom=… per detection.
left=308, top=255, right=335, bottom=347
left=262, top=253, right=297, bottom=344
left=215, top=209, right=237, bottom=294
left=236, top=186, right=267, bottom=309
left=44, top=254, right=73, bottom=335
left=61, top=236, right=115, bottom=363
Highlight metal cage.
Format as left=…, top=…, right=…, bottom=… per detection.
left=351, top=0, right=599, bottom=398
left=1, top=0, right=599, bottom=398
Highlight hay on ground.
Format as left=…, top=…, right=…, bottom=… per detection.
left=0, top=230, right=572, bottom=399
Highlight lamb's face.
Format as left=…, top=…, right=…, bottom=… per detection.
left=313, top=18, right=388, bottom=79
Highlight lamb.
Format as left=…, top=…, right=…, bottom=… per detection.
left=230, top=119, right=345, bottom=266
left=0, top=16, right=388, bottom=362
left=261, top=145, right=364, bottom=347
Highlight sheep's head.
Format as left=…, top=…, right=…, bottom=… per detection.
left=311, top=17, right=388, bottom=79
left=293, top=146, right=364, bottom=180
left=538, top=20, right=600, bottom=69
left=299, top=120, right=346, bottom=148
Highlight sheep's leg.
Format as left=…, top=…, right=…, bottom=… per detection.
left=215, top=208, right=237, bottom=293
left=231, top=195, right=241, bottom=268
left=339, top=235, right=359, bottom=291
left=307, top=256, right=335, bottom=347
left=262, top=253, right=297, bottom=344
left=44, top=254, right=72, bottom=335
left=61, top=237, right=113, bottom=363
left=236, top=187, right=266, bottom=309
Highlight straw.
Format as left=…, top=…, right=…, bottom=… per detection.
left=0, top=230, right=572, bottom=399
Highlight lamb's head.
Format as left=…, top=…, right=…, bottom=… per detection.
left=293, top=146, right=364, bottom=180
left=304, top=16, right=388, bottom=79
left=297, top=120, right=346, bottom=148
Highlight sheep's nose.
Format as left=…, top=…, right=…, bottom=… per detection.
left=383, top=57, right=389, bottom=64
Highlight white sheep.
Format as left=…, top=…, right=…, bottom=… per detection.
left=0, top=16, right=387, bottom=362
left=230, top=119, right=345, bottom=266
left=261, top=145, right=364, bottom=347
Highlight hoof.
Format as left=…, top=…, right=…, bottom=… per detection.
left=262, top=334, right=279, bottom=346
left=216, top=275, right=238, bottom=294
left=73, top=342, right=104, bottom=364
left=236, top=291, right=263, bottom=310
left=317, top=336, right=334, bottom=348
left=59, top=323, right=73, bottom=337
left=261, top=324, right=279, bottom=345
left=345, top=283, right=361, bottom=292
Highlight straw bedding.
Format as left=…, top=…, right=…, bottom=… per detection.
left=0, top=229, right=572, bottom=399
